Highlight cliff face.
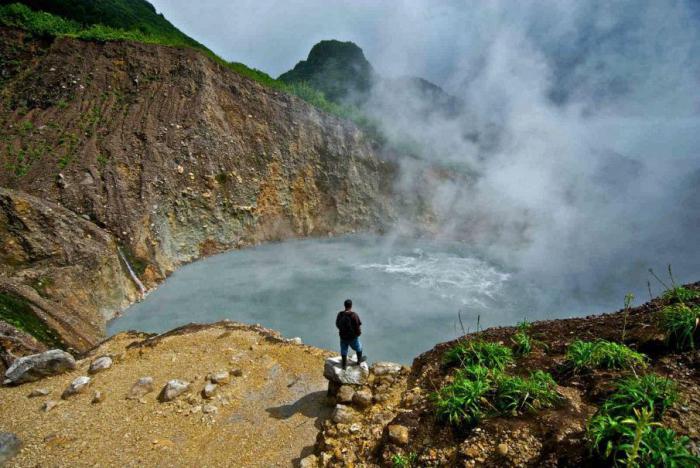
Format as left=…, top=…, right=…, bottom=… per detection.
left=0, top=28, right=395, bottom=350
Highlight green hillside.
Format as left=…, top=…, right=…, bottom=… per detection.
left=0, top=1, right=373, bottom=132
left=279, top=40, right=374, bottom=105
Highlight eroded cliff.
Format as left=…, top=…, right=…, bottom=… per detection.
left=0, top=27, right=395, bottom=352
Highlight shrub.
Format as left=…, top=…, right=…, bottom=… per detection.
left=443, top=340, right=514, bottom=371
left=492, top=370, right=560, bottom=415
left=658, top=303, right=700, bottom=350
left=433, top=365, right=491, bottom=426
left=662, top=286, right=700, bottom=304
left=566, top=340, right=647, bottom=371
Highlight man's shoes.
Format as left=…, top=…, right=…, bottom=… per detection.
left=355, top=352, right=365, bottom=365
left=341, top=356, right=347, bottom=369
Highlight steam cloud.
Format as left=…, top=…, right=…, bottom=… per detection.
left=151, top=0, right=700, bottom=307
left=359, top=0, right=700, bottom=305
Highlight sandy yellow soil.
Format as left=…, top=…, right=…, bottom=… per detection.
left=1, top=322, right=333, bottom=467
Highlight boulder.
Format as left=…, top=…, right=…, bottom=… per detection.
left=323, top=357, right=369, bottom=385
left=127, top=377, right=154, bottom=400
left=159, top=379, right=190, bottom=402
left=61, top=376, right=91, bottom=399
left=88, top=356, right=113, bottom=374
left=337, top=385, right=355, bottom=403
left=388, top=424, right=410, bottom=445
left=352, top=388, right=373, bottom=408
left=202, top=382, right=217, bottom=399
left=371, top=361, right=403, bottom=376
left=0, top=433, right=22, bottom=465
left=332, top=404, right=356, bottom=424
left=4, top=349, right=75, bottom=385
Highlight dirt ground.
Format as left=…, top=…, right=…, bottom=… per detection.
left=0, top=322, right=332, bottom=467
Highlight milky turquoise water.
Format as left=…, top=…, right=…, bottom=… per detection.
left=107, top=235, right=694, bottom=363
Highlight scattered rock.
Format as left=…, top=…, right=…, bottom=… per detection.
left=61, top=376, right=91, bottom=399
left=88, top=356, right=113, bottom=374
left=209, top=371, right=230, bottom=384
left=41, top=400, right=59, bottom=412
left=127, top=377, right=155, bottom=400
left=231, top=368, right=243, bottom=377
left=28, top=388, right=50, bottom=398
left=202, top=404, right=218, bottom=415
left=371, top=361, right=403, bottom=376
left=388, top=425, right=410, bottom=445
left=202, top=382, right=217, bottom=399
left=332, top=404, right=356, bottom=424
left=91, top=390, right=105, bottom=404
left=497, top=443, right=509, bottom=456
left=337, top=385, right=355, bottom=403
left=4, top=349, right=76, bottom=385
left=299, top=454, right=318, bottom=468
left=159, top=380, right=190, bottom=402
left=290, top=337, right=303, bottom=345
left=352, top=389, right=373, bottom=408
left=323, top=356, right=369, bottom=385
left=0, top=433, right=22, bottom=465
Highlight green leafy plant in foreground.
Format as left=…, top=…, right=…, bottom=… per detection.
left=443, top=340, right=514, bottom=371
left=587, top=374, right=698, bottom=467
left=658, top=303, right=700, bottom=350
left=566, top=340, right=647, bottom=371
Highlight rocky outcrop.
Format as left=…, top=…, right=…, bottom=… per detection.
left=3, top=349, right=75, bottom=385
left=0, top=27, right=395, bottom=351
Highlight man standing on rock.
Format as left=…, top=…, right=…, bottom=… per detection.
left=336, top=299, right=365, bottom=369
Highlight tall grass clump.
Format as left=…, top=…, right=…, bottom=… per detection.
left=587, top=374, right=698, bottom=467
left=566, top=340, right=647, bottom=371
left=658, top=303, right=700, bottom=350
left=443, top=340, right=514, bottom=371
left=662, top=286, right=700, bottom=304
left=433, top=365, right=491, bottom=426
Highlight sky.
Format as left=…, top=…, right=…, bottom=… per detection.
left=148, top=0, right=700, bottom=298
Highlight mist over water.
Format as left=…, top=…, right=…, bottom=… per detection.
left=108, top=235, right=694, bottom=363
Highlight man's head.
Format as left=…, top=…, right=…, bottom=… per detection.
left=344, top=299, right=352, bottom=310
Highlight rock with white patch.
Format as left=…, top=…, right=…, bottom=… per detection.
left=323, top=357, right=369, bottom=385
left=371, top=361, right=403, bottom=376
left=127, top=377, right=154, bottom=400
left=61, top=376, right=91, bottom=399
left=159, top=379, right=190, bottom=402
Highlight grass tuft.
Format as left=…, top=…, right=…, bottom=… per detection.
left=443, top=340, right=514, bottom=371
left=492, top=370, right=560, bottom=415
left=658, top=303, right=700, bottom=350
left=565, top=340, right=647, bottom=371
left=511, top=321, right=533, bottom=356
left=662, top=286, right=700, bottom=304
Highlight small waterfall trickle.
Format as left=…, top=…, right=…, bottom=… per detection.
left=117, top=247, right=146, bottom=298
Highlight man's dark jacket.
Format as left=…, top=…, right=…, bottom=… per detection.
left=336, top=310, right=362, bottom=340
